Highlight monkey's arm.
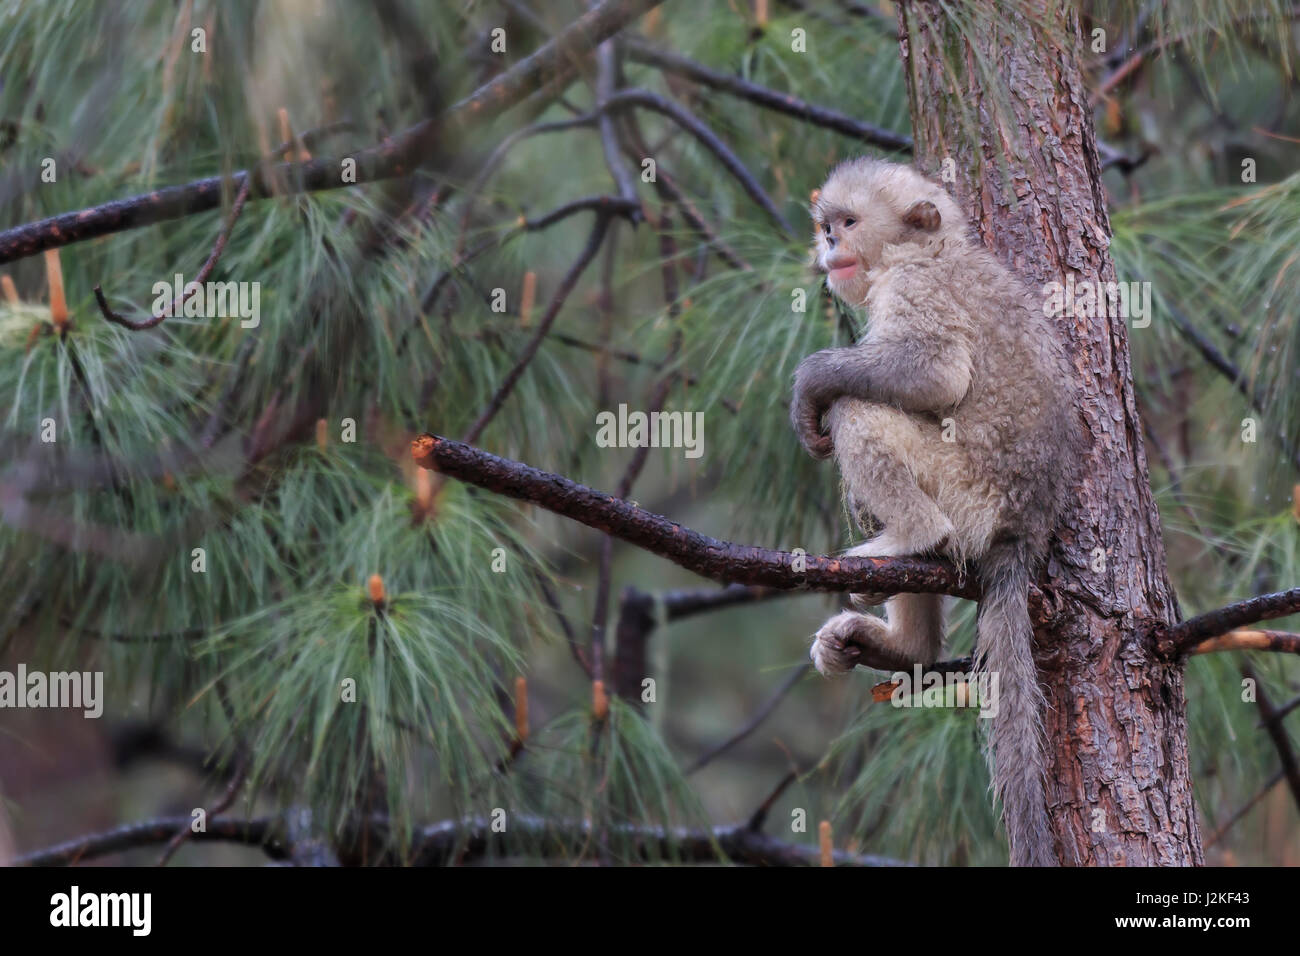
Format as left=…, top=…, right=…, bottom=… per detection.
left=790, top=329, right=972, bottom=458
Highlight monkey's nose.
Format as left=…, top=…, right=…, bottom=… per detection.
left=825, top=233, right=837, bottom=249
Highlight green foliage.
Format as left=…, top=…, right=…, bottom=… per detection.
left=1, top=0, right=1298, bottom=866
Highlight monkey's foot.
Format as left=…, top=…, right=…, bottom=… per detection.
left=811, top=613, right=862, bottom=676
left=810, top=610, right=897, bottom=676
left=850, top=591, right=888, bottom=610
left=842, top=516, right=954, bottom=560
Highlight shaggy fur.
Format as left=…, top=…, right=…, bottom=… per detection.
left=792, top=158, right=1083, bottom=867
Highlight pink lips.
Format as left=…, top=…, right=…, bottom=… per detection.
left=828, top=261, right=858, bottom=282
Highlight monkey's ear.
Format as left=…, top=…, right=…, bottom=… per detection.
left=903, top=199, right=941, bottom=231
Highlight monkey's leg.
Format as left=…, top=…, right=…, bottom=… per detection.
left=828, top=401, right=954, bottom=559
left=811, top=593, right=945, bottom=676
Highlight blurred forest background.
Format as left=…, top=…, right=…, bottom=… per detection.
left=0, top=0, right=1298, bottom=866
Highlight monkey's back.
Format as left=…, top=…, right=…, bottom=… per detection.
left=856, top=247, right=1080, bottom=558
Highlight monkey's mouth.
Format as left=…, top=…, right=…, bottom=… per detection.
left=826, top=258, right=859, bottom=282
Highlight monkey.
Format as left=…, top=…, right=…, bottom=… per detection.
left=791, top=157, right=1084, bottom=867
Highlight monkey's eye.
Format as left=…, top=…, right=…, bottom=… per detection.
left=843, top=217, right=857, bottom=228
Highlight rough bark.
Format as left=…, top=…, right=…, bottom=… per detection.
left=896, top=0, right=1202, bottom=864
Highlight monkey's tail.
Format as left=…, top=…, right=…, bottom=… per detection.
left=976, top=538, right=1058, bottom=867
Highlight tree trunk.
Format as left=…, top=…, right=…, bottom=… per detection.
left=896, top=0, right=1203, bottom=865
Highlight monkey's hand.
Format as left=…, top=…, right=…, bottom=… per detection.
left=790, top=348, right=848, bottom=459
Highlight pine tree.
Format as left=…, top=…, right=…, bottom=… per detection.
left=2, top=0, right=1298, bottom=867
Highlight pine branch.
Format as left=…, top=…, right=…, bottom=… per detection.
left=687, top=663, right=810, bottom=774
left=0, top=0, right=664, bottom=265
left=1188, top=629, right=1300, bottom=657
left=601, top=88, right=793, bottom=234
left=1161, top=587, right=1300, bottom=656
left=461, top=213, right=613, bottom=445
left=745, top=770, right=801, bottom=832
left=618, top=113, right=752, bottom=271
left=14, top=813, right=908, bottom=867
left=593, top=243, right=684, bottom=687
left=12, top=817, right=283, bottom=867
left=622, top=38, right=912, bottom=152
left=1242, top=664, right=1300, bottom=815
left=410, top=434, right=977, bottom=597
left=403, top=815, right=910, bottom=866
left=593, top=34, right=642, bottom=220
left=1164, top=300, right=1300, bottom=470
left=93, top=175, right=252, bottom=330
left=1204, top=768, right=1285, bottom=849
left=613, top=585, right=783, bottom=700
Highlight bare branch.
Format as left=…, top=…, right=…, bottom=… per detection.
left=613, top=584, right=780, bottom=699
left=535, top=572, right=592, bottom=678
left=602, top=88, right=793, bottom=234
left=449, top=0, right=664, bottom=118
left=413, top=194, right=636, bottom=330
left=461, top=213, right=612, bottom=445
left=93, top=175, right=252, bottom=331
left=411, top=434, right=977, bottom=597
left=1275, top=692, right=1300, bottom=724
left=593, top=34, right=643, bottom=220
left=688, top=663, right=811, bottom=774
left=16, top=813, right=907, bottom=867
left=1242, top=664, right=1300, bottom=815
left=745, top=769, right=800, bottom=831
left=402, top=814, right=909, bottom=866
left=1092, top=6, right=1300, bottom=106
left=1164, top=300, right=1300, bottom=470
left=521, top=195, right=639, bottom=231
left=618, top=114, right=752, bottom=271
left=660, top=583, right=784, bottom=618
left=157, top=753, right=248, bottom=866
left=458, top=114, right=601, bottom=241
left=1188, top=629, right=1300, bottom=657
left=13, top=817, right=282, bottom=867
left=1205, top=768, right=1285, bottom=849
left=1162, top=587, right=1300, bottom=656
left=622, top=38, right=912, bottom=152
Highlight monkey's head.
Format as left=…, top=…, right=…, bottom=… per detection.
left=810, top=158, right=964, bottom=305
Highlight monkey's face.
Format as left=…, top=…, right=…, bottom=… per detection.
left=810, top=158, right=958, bottom=306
